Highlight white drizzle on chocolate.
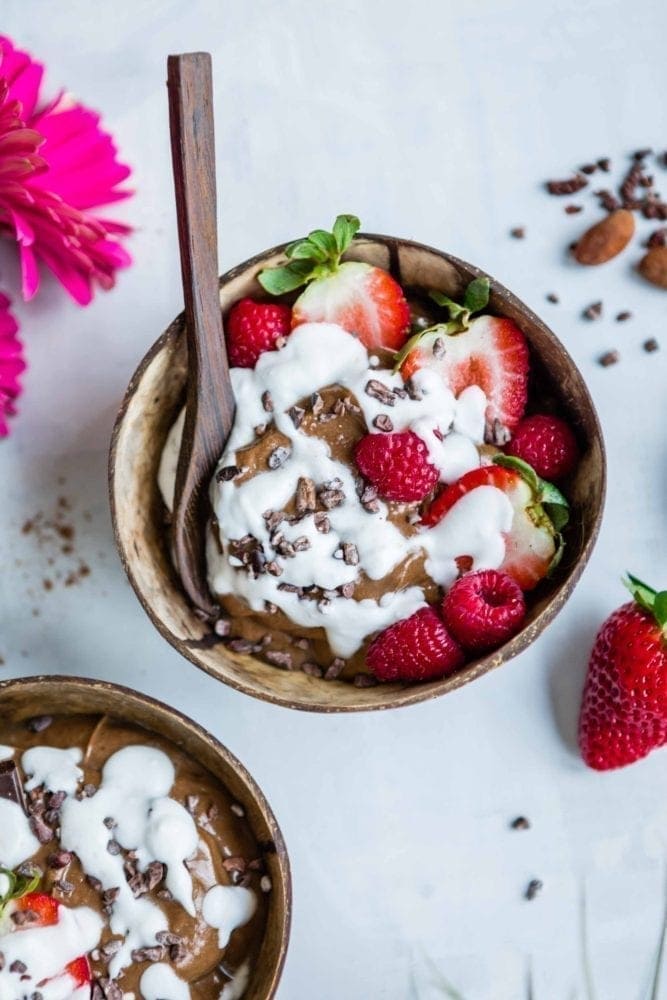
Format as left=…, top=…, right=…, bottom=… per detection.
left=140, top=962, right=190, bottom=1000
left=202, top=885, right=257, bottom=949
left=0, top=798, right=40, bottom=868
left=22, top=746, right=84, bottom=796
left=0, top=745, right=15, bottom=761
left=161, top=323, right=513, bottom=657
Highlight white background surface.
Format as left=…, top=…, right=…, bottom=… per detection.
left=1, top=1, right=667, bottom=997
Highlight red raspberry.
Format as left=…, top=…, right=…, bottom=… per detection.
left=441, top=569, right=526, bottom=653
left=366, top=606, right=465, bottom=682
left=354, top=430, right=439, bottom=502
left=225, top=298, right=292, bottom=368
left=505, top=414, right=578, bottom=481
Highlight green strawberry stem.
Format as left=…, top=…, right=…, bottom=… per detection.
left=258, top=214, right=361, bottom=296
left=624, top=572, right=667, bottom=631
left=0, top=865, right=40, bottom=918
left=494, top=454, right=569, bottom=576
left=393, top=277, right=491, bottom=371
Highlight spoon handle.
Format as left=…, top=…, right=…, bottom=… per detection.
left=167, top=52, right=234, bottom=613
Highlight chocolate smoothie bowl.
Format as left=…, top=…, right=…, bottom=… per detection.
left=0, top=677, right=290, bottom=999
left=110, top=223, right=605, bottom=712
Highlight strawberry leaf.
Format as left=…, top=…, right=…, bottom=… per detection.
left=258, top=259, right=314, bottom=295
left=494, top=455, right=570, bottom=531
left=0, top=866, right=41, bottom=918
left=307, top=229, right=338, bottom=259
left=547, top=533, right=566, bottom=577
left=654, top=592, right=667, bottom=629
left=463, top=276, right=490, bottom=315
left=285, top=239, right=326, bottom=262
left=332, top=214, right=360, bottom=255
left=624, top=572, right=658, bottom=614
left=494, top=454, right=540, bottom=494
left=430, top=290, right=468, bottom=323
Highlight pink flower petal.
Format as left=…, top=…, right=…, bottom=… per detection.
left=0, top=292, right=26, bottom=436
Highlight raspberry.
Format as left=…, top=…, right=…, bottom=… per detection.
left=442, top=570, right=526, bottom=652
left=354, top=430, right=439, bottom=502
left=225, top=298, right=292, bottom=368
left=366, top=606, right=465, bottom=682
left=505, top=414, right=578, bottom=481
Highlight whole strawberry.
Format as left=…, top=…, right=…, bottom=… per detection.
left=442, top=569, right=526, bottom=653
left=506, top=414, right=578, bottom=481
left=366, top=606, right=465, bottom=682
left=225, top=297, right=292, bottom=368
left=579, top=574, right=667, bottom=770
left=258, top=215, right=410, bottom=350
left=355, top=430, right=439, bottom=503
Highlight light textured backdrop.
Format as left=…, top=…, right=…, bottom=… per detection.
left=1, top=1, right=666, bottom=996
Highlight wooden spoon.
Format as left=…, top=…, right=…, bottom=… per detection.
left=167, top=52, right=234, bottom=616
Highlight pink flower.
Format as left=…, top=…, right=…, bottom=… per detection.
left=0, top=35, right=132, bottom=305
left=0, top=293, right=25, bottom=436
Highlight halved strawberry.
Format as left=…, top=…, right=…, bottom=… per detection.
left=258, top=214, right=410, bottom=350
left=4, top=891, right=59, bottom=929
left=397, top=278, right=529, bottom=431
left=63, top=955, right=92, bottom=987
left=422, top=456, right=568, bottom=590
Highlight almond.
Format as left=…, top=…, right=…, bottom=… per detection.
left=638, top=246, right=667, bottom=289
left=573, top=209, right=635, bottom=265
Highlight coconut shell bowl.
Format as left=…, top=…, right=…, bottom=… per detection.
left=109, top=234, right=606, bottom=713
left=0, top=675, right=291, bottom=999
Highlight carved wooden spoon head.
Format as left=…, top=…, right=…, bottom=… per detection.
left=167, top=52, right=234, bottom=616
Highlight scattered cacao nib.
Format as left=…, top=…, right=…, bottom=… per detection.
left=599, top=349, right=620, bottom=367
left=27, top=715, right=52, bottom=733
left=265, top=650, right=293, bottom=669
left=564, top=204, right=583, bottom=214
left=580, top=163, right=597, bottom=175
left=324, top=658, right=346, bottom=680
left=292, top=535, right=310, bottom=552
left=170, top=941, right=186, bottom=962
left=9, top=961, right=27, bottom=974
left=432, top=337, right=446, bottom=359
left=365, top=379, right=396, bottom=406
left=267, top=445, right=291, bottom=470
left=144, top=861, right=165, bottom=890
left=265, top=601, right=278, bottom=614
left=594, top=188, right=620, bottom=212
left=615, top=311, right=632, bottom=322
left=525, top=879, right=543, bottom=901
left=131, top=946, right=166, bottom=964
left=127, top=872, right=146, bottom=897
left=261, top=390, right=274, bottom=412
left=302, top=662, right=323, bottom=678
left=310, top=392, right=324, bottom=415
left=633, top=147, right=652, bottom=160
left=216, top=465, right=241, bottom=483
left=237, top=872, right=253, bottom=888
left=86, top=875, right=103, bottom=892
left=372, top=414, right=394, bottom=433
left=47, top=790, right=66, bottom=811
left=53, top=879, right=74, bottom=896
left=644, top=338, right=659, bottom=353
left=0, top=954, right=4, bottom=972
left=317, top=411, right=337, bottom=424
left=83, top=783, right=97, bottom=798
left=103, top=816, right=116, bottom=830
left=265, top=561, right=283, bottom=577
left=263, top=509, right=285, bottom=532
left=546, top=292, right=559, bottom=303
left=277, top=582, right=302, bottom=595
left=318, top=487, right=345, bottom=510
left=11, top=910, right=38, bottom=926
left=102, top=887, right=120, bottom=907
left=314, top=512, right=330, bottom=533
left=353, top=673, right=378, bottom=687
left=546, top=174, right=587, bottom=196
left=156, top=930, right=183, bottom=946
left=91, top=984, right=104, bottom=1000
left=29, top=812, right=53, bottom=844
left=485, top=418, right=511, bottom=447
left=510, top=816, right=531, bottom=831
left=228, top=638, right=255, bottom=653
left=295, top=477, right=317, bottom=515
left=582, top=301, right=603, bottom=320
left=47, top=849, right=72, bottom=869
left=405, top=378, right=423, bottom=401
left=647, top=227, right=667, bottom=248
left=339, top=582, right=355, bottom=599
left=106, top=840, right=122, bottom=856
left=509, top=226, right=525, bottom=239
left=100, top=979, right=123, bottom=1000
left=342, top=542, right=359, bottom=566
left=100, top=940, right=122, bottom=959
left=597, top=157, right=611, bottom=172
left=287, top=405, right=305, bottom=429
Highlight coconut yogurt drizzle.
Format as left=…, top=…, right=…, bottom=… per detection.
left=0, top=744, right=257, bottom=1000
left=160, top=322, right=513, bottom=657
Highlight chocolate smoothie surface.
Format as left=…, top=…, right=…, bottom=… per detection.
left=0, top=714, right=269, bottom=999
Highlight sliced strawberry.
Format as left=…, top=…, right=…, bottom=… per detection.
left=422, top=456, right=568, bottom=590
left=258, top=214, right=410, bottom=350
left=401, top=314, right=529, bottom=431
left=63, top=955, right=92, bottom=987
left=9, top=891, right=59, bottom=926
